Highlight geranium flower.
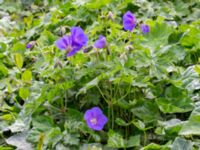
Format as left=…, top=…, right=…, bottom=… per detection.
left=26, top=43, right=32, bottom=49
left=55, top=26, right=88, bottom=57
left=84, top=107, right=108, bottom=131
left=94, top=35, right=107, bottom=49
left=141, top=24, right=150, bottom=34
left=123, top=11, right=137, bottom=31
left=26, top=41, right=36, bottom=49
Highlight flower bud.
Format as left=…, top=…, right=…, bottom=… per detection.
left=26, top=41, right=36, bottom=49
left=125, top=45, right=133, bottom=51
left=107, top=11, right=114, bottom=21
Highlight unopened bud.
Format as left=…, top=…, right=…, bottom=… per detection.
left=26, top=41, right=36, bottom=49
left=58, top=26, right=66, bottom=36
left=107, top=11, right=114, bottom=21
left=119, top=52, right=127, bottom=60
left=54, top=60, right=63, bottom=68
left=83, top=46, right=93, bottom=53
left=125, top=45, right=133, bottom=51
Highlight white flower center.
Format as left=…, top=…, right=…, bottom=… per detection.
left=67, top=45, right=72, bottom=52
left=90, top=118, right=97, bottom=125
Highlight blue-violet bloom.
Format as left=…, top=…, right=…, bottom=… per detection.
left=55, top=26, right=88, bottom=57
left=123, top=11, right=137, bottom=31
left=94, top=35, right=107, bottom=49
left=26, top=41, right=36, bottom=49
left=84, top=107, right=108, bottom=131
left=26, top=43, right=32, bottom=49
left=141, top=24, right=150, bottom=34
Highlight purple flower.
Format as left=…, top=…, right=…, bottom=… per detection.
left=141, top=24, right=150, bottom=34
left=94, top=35, right=107, bottom=49
left=26, top=41, right=36, bottom=49
left=123, top=11, right=137, bottom=31
left=55, top=26, right=88, bottom=57
left=26, top=43, right=32, bottom=49
left=84, top=107, right=108, bottom=131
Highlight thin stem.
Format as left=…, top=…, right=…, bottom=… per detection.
left=110, top=83, right=113, bottom=99
left=96, top=85, right=109, bottom=104
left=144, top=131, right=147, bottom=146
left=111, top=104, right=114, bottom=129
left=119, top=84, right=131, bottom=101
left=95, top=48, right=100, bottom=62
left=108, top=104, right=111, bottom=129
left=64, top=91, right=67, bottom=110
left=87, top=134, right=92, bottom=143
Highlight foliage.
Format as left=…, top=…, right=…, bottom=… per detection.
left=0, top=0, right=200, bottom=149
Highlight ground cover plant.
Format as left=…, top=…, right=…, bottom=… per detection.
left=0, top=0, right=200, bottom=149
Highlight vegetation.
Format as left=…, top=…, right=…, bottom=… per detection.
left=0, top=0, right=200, bottom=149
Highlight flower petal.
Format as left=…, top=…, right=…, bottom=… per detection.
left=71, top=26, right=88, bottom=47
left=26, top=43, right=32, bottom=49
left=141, top=24, right=150, bottom=34
left=94, top=35, right=107, bottom=49
left=84, top=107, right=108, bottom=131
left=84, top=109, right=93, bottom=121
left=67, top=43, right=83, bottom=57
left=92, top=124, right=104, bottom=131
left=123, top=11, right=137, bottom=31
left=91, top=107, right=103, bottom=116
left=55, top=35, right=72, bottom=50
left=97, top=114, right=108, bottom=125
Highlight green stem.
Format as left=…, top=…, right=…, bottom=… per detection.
left=97, top=85, right=109, bottom=104
left=144, top=131, right=147, bottom=146
left=108, top=104, right=111, bottom=129
left=111, top=103, right=114, bottom=129
left=118, top=84, right=131, bottom=101
left=87, top=134, right=92, bottom=143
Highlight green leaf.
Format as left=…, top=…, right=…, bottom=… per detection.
left=115, top=99, right=135, bottom=110
left=115, top=118, right=130, bottom=126
left=22, top=70, right=32, bottom=82
left=181, top=66, right=200, bottom=91
left=126, top=135, right=140, bottom=148
left=63, top=131, right=80, bottom=146
left=194, top=65, right=200, bottom=75
left=142, top=19, right=173, bottom=49
left=107, top=130, right=125, bottom=148
left=0, top=114, right=13, bottom=121
left=131, top=100, right=160, bottom=123
left=0, top=42, right=7, bottom=52
left=0, top=64, right=8, bottom=79
left=47, top=127, right=62, bottom=148
left=158, top=119, right=183, bottom=135
left=14, top=53, right=23, bottom=69
left=132, top=119, right=146, bottom=131
left=37, top=30, right=56, bottom=47
left=156, top=86, right=194, bottom=113
left=65, top=108, right=83, bottom=121
left=32, top=115, right=54, bottom=131
left=19, top=88, right=29, bottom=100
left=0, top=146, right=14, bottom=150
left=27, top=129, right=41, bottom=143
left=141, top=143, right=162, bottom=150
left=141, top=142, right=171, bottom=150
left=80, top=143, right=103, bottom=150
left=168, top=32, right=184, bottom=44
left=12, top=42, right=26, bottom=53
left=179, top=106, right=200, bottom=136
left=6, top=133, right=33, bottom=150
left=77, top=66, right=121, bottom=95
left=107, top=130, right=140, bottom=148
left=86, top=0, right=111, bottom=9
left=7, top=120, right=26, bottom=133
left=171, top=137, right=192, bottom=150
